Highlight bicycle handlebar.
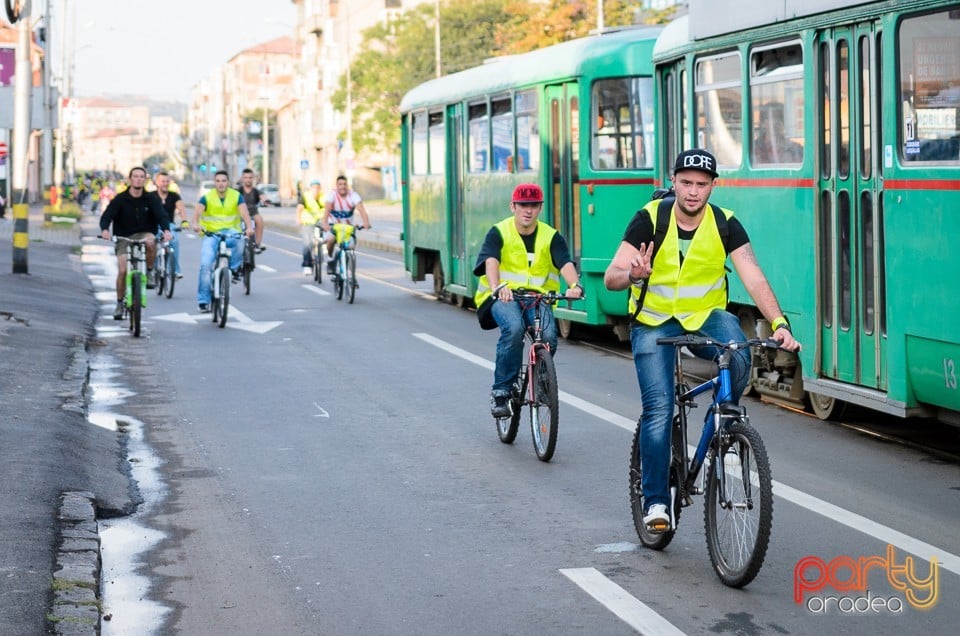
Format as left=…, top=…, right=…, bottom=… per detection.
left=201, top=230, right=243, bottom=239
left=501, top=286, right=586, bottom=303
left=656, top=335, right=782, bottom=351
left=106, top=235, right=150, bottom=245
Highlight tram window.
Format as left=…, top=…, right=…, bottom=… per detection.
left=861, top=192, right=875, bottom=334
left=859, top=36, right=872, bottom=179
left=898, top=9, right=960, bottom=164
left=820, top=42, right=832, bottom=177
left=695, top=52, right=742, bottom=168
left=819, top=192, right=833, bottom=328
left=412, top=112, right=428, bottom=176
left=750, top=43, right=804, bottom=166
left=838, top=190, right=852, bottom=330
left=491, top=97, right=514, bottom=173
left=837, top=40, right=850, bottom=180
left=468, top=102, right=489, bottom=173
left=590, top=77, right=654, bottom=170
left=662, top=71, right=678, bottom=175
left=428, top=111, right=445, bottom=176
left=516, top=90, right=539, bottom=172
left=571, top=95, right=581, bottom=176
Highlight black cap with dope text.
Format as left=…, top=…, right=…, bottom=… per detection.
left=673, top=149, right=718, bottom=179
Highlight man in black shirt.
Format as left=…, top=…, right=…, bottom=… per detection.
left=100, top=166, right=171, bottom=319
left=239, top=168, right=266, bottom=252
left=150, top=170, right=185, bottom=279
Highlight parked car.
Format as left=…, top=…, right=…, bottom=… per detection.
left=199, top=180, right=215, bottom=192
left=259, top=183, right=281, bottom=206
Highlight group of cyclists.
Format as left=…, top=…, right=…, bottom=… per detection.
left=99, top=166, right=371, bottom=317
left=101, top=149, right=799, bottom=540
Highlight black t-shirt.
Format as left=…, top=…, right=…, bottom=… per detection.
left=622, top=203, right=749, bottom=259
left=149, top=190, right=181, bottom=226
left=240, top=186, right=262, bottom=215
left=472, top=223, right=573, bottom=276
left=99, top=189, right=169, bottom=237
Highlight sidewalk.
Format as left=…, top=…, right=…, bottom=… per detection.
left=0, top=206, right=134, bottom=635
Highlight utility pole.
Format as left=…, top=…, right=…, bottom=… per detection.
left=10, top=0, right=34, bottom=273
left=434, top=0, right=441, bottom=78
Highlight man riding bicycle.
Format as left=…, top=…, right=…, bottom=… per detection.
left=150, top=170, right=185, bottom=279
left=321, top=175, right=372, bottom=275
left=603, top=149, right=800, bottom=533
left=296, top=179, right=325, bottom=276
left=474, top=183, right=583, bottom=418
left=99, top=166, right=172, bottom=319
left=192, top=170, right=254, bottom=313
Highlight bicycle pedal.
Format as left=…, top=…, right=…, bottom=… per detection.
left=689, top=487, right=703, bottom=496
left=682, top=493, right=695, bottom=506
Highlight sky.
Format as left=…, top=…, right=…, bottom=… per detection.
left=63, top=0, right=297, bottom=104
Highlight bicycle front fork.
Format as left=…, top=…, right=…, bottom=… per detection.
left=125, top=269, right=147, bottom=308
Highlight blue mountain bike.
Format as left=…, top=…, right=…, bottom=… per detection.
left=630, top=335, right=778, bottom=588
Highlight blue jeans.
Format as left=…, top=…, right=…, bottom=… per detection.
left=197, top=234, right=243, bottom=304
left=490, top=299, right=558, bottom=395
left=630, top=310, right=750, bottom=511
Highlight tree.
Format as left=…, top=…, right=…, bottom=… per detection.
left=334, top=0, right=681, bottom=157
left=332, top=0, right=514, bottom=155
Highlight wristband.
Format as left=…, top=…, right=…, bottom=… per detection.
left=771, top=316, right=791, bottom=333
left=628, top=271, right=644, bottom=286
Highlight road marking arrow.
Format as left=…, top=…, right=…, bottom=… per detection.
left=153, top=306, right=282, bottom=334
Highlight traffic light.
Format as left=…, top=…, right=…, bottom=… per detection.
left=200, top=163, right=207, bottom=172
left=211, top=164, right=217, bottom=172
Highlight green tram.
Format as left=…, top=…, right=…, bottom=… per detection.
left=654, top=0, right=960, bottom=420
left=399, top=27, right=662, bottom=337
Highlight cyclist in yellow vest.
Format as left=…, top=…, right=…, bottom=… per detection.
left=474, top=183, right=584, bottom=418
left=191, top=170, right=254, bottom=313
left=296, top=179, right=325, bottom=276
left=604, top=149, right=800, bottom=532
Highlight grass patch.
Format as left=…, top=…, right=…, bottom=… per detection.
left=51, top=578, right=96, bottom=592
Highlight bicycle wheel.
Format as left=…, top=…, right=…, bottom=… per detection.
left=629, top=419, right=680, bottom=550
left=497, top=379, right=523, bottom=444
left=313, top=246, right=323, bottom=283
left=164, top=248, right=176, bottom=298
left=334, top=254, right=344, bottom=300
left=154, top=253, right=165, bottom=296
left=347, top=250, right=357, bottom=304
left=130, top=273, right=142, bottom=337
left=704, top=420, right=773, bottom=588
left=529, top=348, right=559, bottom=462
left=218, top=267, right=230, bottom=328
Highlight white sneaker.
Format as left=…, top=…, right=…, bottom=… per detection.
left=643, top=504, right=669, bottom=532
left=302, top=267, right=311, bottom=276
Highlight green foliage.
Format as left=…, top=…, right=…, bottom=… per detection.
left=336, top=0, right=679, bottom=157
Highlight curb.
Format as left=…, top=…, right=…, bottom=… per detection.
left=50, top=492, right=101, bottom=635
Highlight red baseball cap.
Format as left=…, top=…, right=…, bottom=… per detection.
left=512, top=183, right=544, bottom=203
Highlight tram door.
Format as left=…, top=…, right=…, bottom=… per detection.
left=446, top=103, right=467, bottom=289
left=816, top=24, right=887, bottom=390
left=544, top=83, right=581, bottom=261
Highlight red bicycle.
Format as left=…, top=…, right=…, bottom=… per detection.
left=494, top=289, right=581, bottom=462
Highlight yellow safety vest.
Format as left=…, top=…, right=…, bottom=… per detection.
left=474, top=217, right=560, bottom=307
left=630, top=200, right=732, bottom=330
left=300, top=191, right=324, bottom=225
left=200, top=188, right=242, bottom=232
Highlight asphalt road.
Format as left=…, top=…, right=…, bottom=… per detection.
left=81, top=209, right=960, bottom=635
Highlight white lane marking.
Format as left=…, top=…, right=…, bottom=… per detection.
left=257, top=264, right=277, bottom=273
left=773, top=482, right=960, bottom=575
left=413, top=331, right=960, bottom=577
left=313, top=402, right=330, bottom=418
left=413, top=333, right=634, bottom=429
left=302, top=284, right=331, bottom=296
left=560, top=568, right=685, bottom=635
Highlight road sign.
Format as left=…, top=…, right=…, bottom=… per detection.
left=0, top=141, right=7, bottom=158
left=300, top=159, right=309, bottom=169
